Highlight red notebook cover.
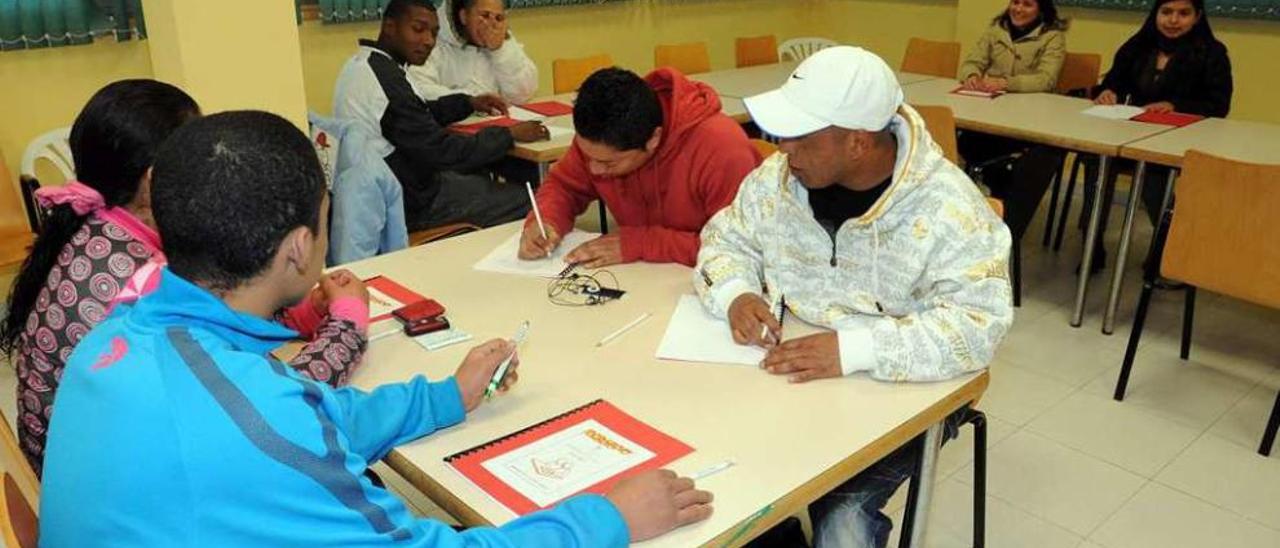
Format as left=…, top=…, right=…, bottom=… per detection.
left=451, top=117, right=520, bottom=135
left=519, top=101, right=574, bottom=117
left=364, top=276, right=426, bottom=322
left=1130, top=111, right=1204, bottom=127
left=445, top=400, right=693, bottom=515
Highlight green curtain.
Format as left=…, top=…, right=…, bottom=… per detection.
left=311, top=0, right=628, bottom=25
left=0, top=0, right=144, bottom=51
left=1060, top=0, right=1280, bottom=20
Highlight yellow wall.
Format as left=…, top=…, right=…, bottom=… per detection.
left=2, top=0, right=1277, bottom=191
left=958, top=0, right=1280, bottom=124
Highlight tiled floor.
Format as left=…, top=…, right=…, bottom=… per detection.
left=2, top=187, right=1278, bottom=548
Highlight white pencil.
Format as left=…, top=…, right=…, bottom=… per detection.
left=595, top=313, right=652, bottom=347
left=526, top=182, right=547, bottom=240
left=691, top=460, right=736, bottom=481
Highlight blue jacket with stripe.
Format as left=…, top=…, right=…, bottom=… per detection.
left=40, top=270, right=629, bottom=547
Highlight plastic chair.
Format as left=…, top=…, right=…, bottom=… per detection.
left=552, top=54, right=614, bottom=94
left=654, top=42, right=711, bottom=75
left=777, top=37, right=838, bottom=62
left=735, top=35, right=779, bottom=68
left=1114, top=150, right=1280, bottom=457
left=0, top=473, right=37, bottom=548
left=749, top=138, right=778, bottom=158
left=19, top=128, right=74, bottom=233
left=901, top=37, right=961, bottom=79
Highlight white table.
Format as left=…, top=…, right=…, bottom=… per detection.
left=342, top=225, right=989, bottom=547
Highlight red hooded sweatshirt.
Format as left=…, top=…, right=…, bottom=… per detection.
left=529, top=68, right=761, bottom=266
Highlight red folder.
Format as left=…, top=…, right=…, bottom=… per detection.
left=451, top=117, right=520, bottom=135
left=1130, top=111, right=1204, bottom=127
left=364, top=276, right=426, bottom=322
left=519, top=101, right=574, bottom=117
left=445, top=400, right=693, bottom=515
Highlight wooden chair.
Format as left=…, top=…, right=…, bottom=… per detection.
left=654, top=42, right=711, bottom=75
left=777, top=37, right=837, bottom=62
left=408, top=222, right=481, bottom=247
left=901, top=37, right=961, bottom=79
left=552, top=53, right=614, bottom=94
left=0, top=152, right=36, bottom=268
left=1, top=474, right=37, bottom=548
left=912, top=104, right=959, bottom=164
left=735, top=35, right=778, bottom=68
left=1114, top=151, right=1280, bottom=457
left=749, top=138, right=778, bottom=159
left=0, top=410, right=38, bottom=510
left=1040, top=52, right=1102, bottom=248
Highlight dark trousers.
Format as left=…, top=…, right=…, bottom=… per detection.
left=405, top=170, right=531, bottom=232
left=958, top=133, right=1063, bottom=240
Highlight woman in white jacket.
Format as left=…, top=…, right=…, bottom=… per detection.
left=407, top=0, right=539, bottom=104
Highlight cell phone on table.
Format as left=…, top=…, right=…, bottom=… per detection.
left=404, top=316, right=450, bottom=337
left=392, top=299, right=446, bottom=324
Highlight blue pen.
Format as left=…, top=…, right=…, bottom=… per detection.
left=485, top=321, right=529, bottom=399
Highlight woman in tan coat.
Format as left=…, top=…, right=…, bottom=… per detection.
left=960, top=0, right=1069, bottom=93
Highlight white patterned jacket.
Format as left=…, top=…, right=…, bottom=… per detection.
left=694, top=104, right=1013, bottom=382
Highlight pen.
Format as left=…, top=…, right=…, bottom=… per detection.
left=525, top=182, right=547, bottom=240
left=596, top=313, right=651, bottom=347
left=691, top=460, right=735, bottom=481
left=485, top=321, right=530, bottom=399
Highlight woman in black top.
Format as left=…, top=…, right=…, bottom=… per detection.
left=1079, top=0, right=1232, bottom=273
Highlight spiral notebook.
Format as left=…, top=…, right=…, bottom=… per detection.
left=445, top=400, right=692, bottom=515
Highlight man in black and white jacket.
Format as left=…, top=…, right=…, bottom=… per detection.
left=334, top=0, right=548, bottom=231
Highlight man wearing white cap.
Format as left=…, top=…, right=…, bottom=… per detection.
left=694, top=47, right=1013, bottom=547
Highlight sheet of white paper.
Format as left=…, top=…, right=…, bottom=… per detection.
left=481, top=419, right=655, bottom=508
left=546, top=126, right=574, bottom=140
left=473, top=230, right=601, bottom=278
left=1081, top=104, right=1144, bottom=121
left=655, top=294, right=767, bottom=366
left=508, top=106, right=543, bottom=121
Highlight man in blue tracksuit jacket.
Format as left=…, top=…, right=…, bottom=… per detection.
left=39, top=111, right=713, bottom=547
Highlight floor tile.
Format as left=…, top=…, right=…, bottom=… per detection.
left=955, top=430, right=1146, bottom=536
left=1083, top=342, right=1255, bottom=430
left=979, top=360, right=1077, bottom=426
left=1027, top=391, right=1201, bottom=477
left=1208, top=383, right=1280, bottom=454
left=1156, top=433, right=1280, bottom=531
left=1091, top=482, right=1280, bottom=548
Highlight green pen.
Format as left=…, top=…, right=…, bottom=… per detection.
left=485, top=321, right=529, bottom=399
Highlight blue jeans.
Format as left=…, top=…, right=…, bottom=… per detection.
left=809, top=411, right=965, bottom=548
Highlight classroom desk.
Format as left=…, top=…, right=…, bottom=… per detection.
left=903, top=78, right=1178, bottom=328
left=1095, top=118, right=1280, bottom=334
left=343, top=224, right=989, bottom=547
left=690, top=60, right=938, bottom=99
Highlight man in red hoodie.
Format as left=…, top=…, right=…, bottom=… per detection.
left=517, top=67, right=761, bottom=267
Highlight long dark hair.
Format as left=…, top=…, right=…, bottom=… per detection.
left=0, top=79, right=199, bottom=356
left=1126, top=0, right=1217, bottom=51
left=992, top=0, right=1070, bottom=32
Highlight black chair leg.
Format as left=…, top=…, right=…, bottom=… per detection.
left=597, top=199, right=609, bottom=234
left=1260, top=389, right=1280, bottom=457
left=967, top=410, right=987, bottom=548
left=897, top=435, right=924, bottom=548
left=1041, top=166, right=1062, bottom=248
left=1115, top=281, right=1155, bottom=401
left=1011, top=240, right=1022, bottom=308
left=1053, top=155, right=1083, bottom=252
left=1180, top=287, right=1196, bottom=360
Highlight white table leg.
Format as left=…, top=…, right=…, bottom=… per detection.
left=1072, top=155, right=1111, bottom=327
left=1102, top=161, right=1148, bottom=335
left=906, top=422, right=945, bottom=548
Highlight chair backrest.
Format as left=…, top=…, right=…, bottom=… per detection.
left=1055, top=52, right=1101, bottom=97
left=735, top=35, right=779, bottom=68
left=911, top=104, right=959, bottom=164
left=19, top=128, right=74, bottom=233
left=1162, top=150, right=1280, bottom=309
left=552, top=53, right=614, bottom=94
left=986, top=197, right=1005, bottom=218
left=749, top=138, right=778, bottom=159
left=654, top=42, right=711, bottom=75
left=901, top=37, right=961, bottom=79
left=777, top=37, right=838, bottom=62
left=1, top=473, right=37, bottom=548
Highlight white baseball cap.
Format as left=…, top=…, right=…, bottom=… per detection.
left=744, top=46, right=904, bottom=138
